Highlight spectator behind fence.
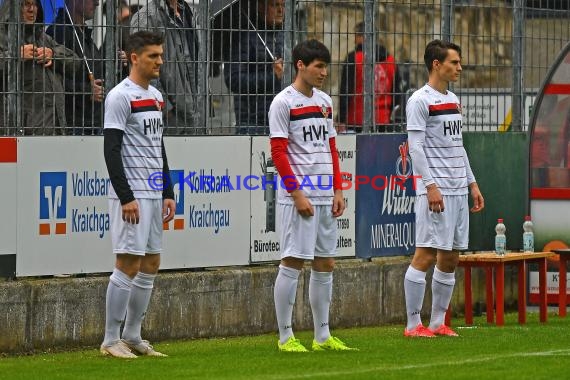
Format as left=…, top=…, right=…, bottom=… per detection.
left=0, top=0, right=80, bottom=135
left=338, top=22, right=401, bottom=133
left=130, top=0, right=201, bottom=135
left=224, top=0, right=284, bottom=135
left=46, top=0, right=127, bottom=135
left=103, top=0, right=135, bottom=52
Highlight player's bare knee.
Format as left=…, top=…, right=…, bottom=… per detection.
left=312, top=257, right=334, bottom=272
left=281, top=257, right=304, bottom=270
left=140, top=254, right=160, bottom=274
left=436, top=250, right=459, bottom=272
left=411, top=248, right=436, bottom=271
left=115, top=254, right=142, bottom=278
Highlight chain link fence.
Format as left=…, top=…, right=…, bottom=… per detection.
left=1, top=0, right=568, bottom=136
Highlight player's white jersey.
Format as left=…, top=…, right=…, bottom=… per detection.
left=104, top=77, right=165, bottom=200
left=269, top=85, right=337, bottom=205
left=406, top=84, right=468, bottom=195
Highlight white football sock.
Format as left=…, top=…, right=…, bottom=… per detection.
left=102, top=269, right=132, bottom=346
left=404, top=265, right=427, bottom=330
left=274, top=265, right=300, bottom=344
left=122, top=272, right=156, bottom=344
left=309, top=270, right=333, bottom=344
left=429, top=267, right=455, bottom=330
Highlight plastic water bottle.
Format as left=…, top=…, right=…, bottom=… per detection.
left=495, top=218, right=507, bottom=256
left=523, top=216, right=534, bottom=253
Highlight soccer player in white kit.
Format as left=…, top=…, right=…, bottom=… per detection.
left=101, top=31, right=176, bottom=358
left=403, top=40, right=484, bottom=337
left=269, top=39, right=356, bottom=352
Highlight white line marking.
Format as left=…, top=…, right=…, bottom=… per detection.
left=266, top=349, right=570, bottom=380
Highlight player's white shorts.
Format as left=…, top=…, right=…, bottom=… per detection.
left=415, top=194, right=469, bottom=251
left=109, top=198, right=164, bottom=255
left=277, top=203, right=337, bottom=260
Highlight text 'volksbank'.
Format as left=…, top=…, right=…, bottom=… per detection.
left=71, top=171, right=111, bottom=238
left=67, top=170, right=232, bottom=237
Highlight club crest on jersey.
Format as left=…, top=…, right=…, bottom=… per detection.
left=321, top=105, right=329, bottom=118
left=456, top=103, right=462, bottom=113
left=155, top=100, right=162, bottom=111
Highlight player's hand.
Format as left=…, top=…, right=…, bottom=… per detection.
left=469, top=183, right=484, bottom=213
left=332, top=189, right=345, bottom=217
left=426, top=184, right=444, bottom=213
left=292, top=189, right=314, bottom=217
left=122, top=200, right=140, bottom=224
left=163, top=198, right=176, bottom=223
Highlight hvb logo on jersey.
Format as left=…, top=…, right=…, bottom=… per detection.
left=396, top=141, right=412, bottom=177
left=39, top=172, right=67, bottom=235
left=443, top=119, right=462, bottom=136
left=143, top=118, right=163, bottom=135
left=302, top=124, right=328, bottom=142
left=164, top=170, right=185, bottom=231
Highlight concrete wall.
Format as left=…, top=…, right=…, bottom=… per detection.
left=0, top=257, right=520, bottom=353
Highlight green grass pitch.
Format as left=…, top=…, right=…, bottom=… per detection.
left=1, top=313, right=568, bottom=379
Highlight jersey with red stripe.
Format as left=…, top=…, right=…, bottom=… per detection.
left=406, top=84, right=468, bottom=195
left=104, top=77, right=165, bottom=199
left=269, top=85, right=336, bottom=205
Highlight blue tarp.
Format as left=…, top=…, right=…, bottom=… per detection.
left=40, top=0, right=65, bottom=24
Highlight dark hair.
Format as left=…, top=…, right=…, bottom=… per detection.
left=355, top=21, right=365, bottom=34
left=126, top=31, right=164, bottom=60
left=424, top=40, right=461, bottom=72
left=292, top=39, right=331, bottom=73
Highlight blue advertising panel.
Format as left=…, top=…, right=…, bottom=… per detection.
left=355, top=134, right=416, bottom=258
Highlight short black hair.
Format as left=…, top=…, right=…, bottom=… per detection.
left=292, top=39, right=331, bottom=73
left=355, top=21, right=365, bottom=34
left=424, top=40, right=461, bottom=72
left=126, top=31, right=164, bottom=61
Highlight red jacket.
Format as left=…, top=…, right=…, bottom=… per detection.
left=346, top=51, right=397, bottom=125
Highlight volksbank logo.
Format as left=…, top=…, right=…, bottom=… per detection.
left=164, top=170, right=184, bottom=230
left=39, top=172, right=67, bottom=235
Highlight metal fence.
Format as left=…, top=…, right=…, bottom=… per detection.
left=1, top=0, right=569, bottom=136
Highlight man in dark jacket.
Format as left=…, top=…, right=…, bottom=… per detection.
left=130, top=0, right=201, bottom=135
left=0, top=0, right=80, bottom=135
left=47, top=0, right=127, bottom=135
left=224, top=0, right=284, bottom=135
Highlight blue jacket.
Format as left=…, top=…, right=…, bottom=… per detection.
left=224, top=26, right=283, bottom=132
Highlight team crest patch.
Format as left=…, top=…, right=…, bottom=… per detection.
left=321, top=105, right=329, bottom=118
left=456, top=103, right=462, bottom=113
left=155, top=100, right=162, bottom=111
